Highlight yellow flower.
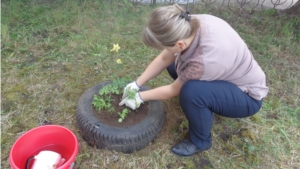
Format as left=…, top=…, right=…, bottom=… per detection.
left=116, top=59, right=122, bottom=64
left=110, top=44, right=120, bottom=52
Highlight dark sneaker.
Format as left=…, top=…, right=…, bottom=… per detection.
left=171, top=139, right=211, bottom=157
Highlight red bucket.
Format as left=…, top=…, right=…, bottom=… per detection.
left=9, top=125, right=78, bottom=169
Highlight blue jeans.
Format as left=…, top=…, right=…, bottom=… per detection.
left=167, top=62, right=262, bottom=149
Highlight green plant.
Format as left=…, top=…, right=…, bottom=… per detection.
left=108, top=107, right=115, bottom=113
left=118, top=108, right=129, bottom=122
left=92, top=77, right=132, bottom=121
left=100, top=83, right=120, bottom=95
left=92, top=43, right=136, bottom=122
left=92, top=95, right=113, bottom=111
left=92, top=95, right=107, bottom=110
left=125, top=87, right=140, bottom=108
left=125, top=87, right=138, bottom=99
left=179, top=120, right=188, bottom=132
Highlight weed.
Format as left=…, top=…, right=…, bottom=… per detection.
left=179, top=120, right=189, bottom=133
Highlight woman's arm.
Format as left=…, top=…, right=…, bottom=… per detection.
left=140, top=78, right=182, bottom=101
left=136, top=49, right=176, bottom=86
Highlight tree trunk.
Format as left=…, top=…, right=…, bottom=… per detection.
left=282, top=0, right=300, bottom=15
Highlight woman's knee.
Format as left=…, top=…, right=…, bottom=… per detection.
left=179, top=80, right=207, bottom=104
left=179, top=80, right=224, bottom=109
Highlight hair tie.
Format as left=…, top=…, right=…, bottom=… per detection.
left=179, top=8, right=191, bottom=22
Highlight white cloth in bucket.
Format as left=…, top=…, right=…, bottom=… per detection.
left=32, top=151, right=65, bottom=169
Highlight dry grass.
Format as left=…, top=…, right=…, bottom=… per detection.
left=1, top=0, right=300, bottom=168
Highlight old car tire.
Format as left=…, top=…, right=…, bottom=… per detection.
left=76, top=81, right=165, bottom=153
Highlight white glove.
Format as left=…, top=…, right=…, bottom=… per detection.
left=119, top=92, right=144, bottom=110
left=122, top=81, right=140, bottom=99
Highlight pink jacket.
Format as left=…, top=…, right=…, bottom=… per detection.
left=175, top=14, right=269, bottom=100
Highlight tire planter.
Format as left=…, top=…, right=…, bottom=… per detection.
left=76, top=81, right=165, bottom=153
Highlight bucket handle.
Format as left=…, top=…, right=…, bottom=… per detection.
left=25, top=156, right=35, bottom=169
left=69, top=162, right=75, bottom=169
left=26, top=157, right=74, bottom=169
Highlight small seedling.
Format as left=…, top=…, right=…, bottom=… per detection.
left=126, top=88, right=137, bottom=99
left=108, top=107, right=115, bottom=113
left=118, top=108, right=130, bottom=122
left=124, top=88, right=141, bottom=109
left=92, top=95, right=107, bottom=111
left=92, top=78, right=135, bottom=122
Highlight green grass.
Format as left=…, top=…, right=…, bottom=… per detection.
left=1, top=0, right=300, bottom=168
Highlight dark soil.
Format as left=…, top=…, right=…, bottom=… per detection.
left=92, top=93, right=149, bottom=127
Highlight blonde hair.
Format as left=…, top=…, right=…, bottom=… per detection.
left=142, top=4, right=199, bottom=50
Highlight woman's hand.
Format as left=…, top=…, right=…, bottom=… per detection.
left=119, top=92, right=144, bottom=110
left=122, top=81, right=140, bottom=99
